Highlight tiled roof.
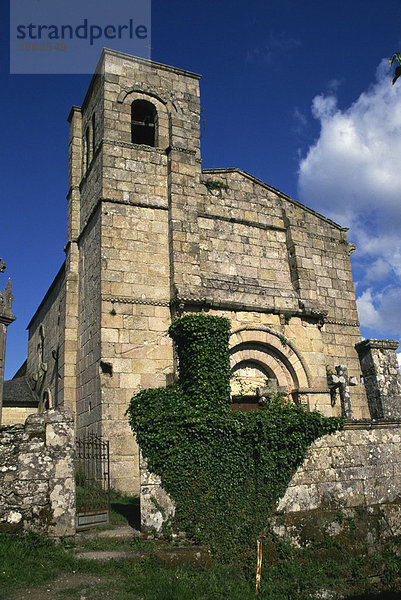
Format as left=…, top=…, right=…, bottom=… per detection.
left=3, top=377, right=38, bottom=407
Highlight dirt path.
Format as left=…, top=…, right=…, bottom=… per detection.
left=10, top=573, right=114, bottom=600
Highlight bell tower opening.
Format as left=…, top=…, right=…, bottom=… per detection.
left=131, top=99, right=157, bottom=146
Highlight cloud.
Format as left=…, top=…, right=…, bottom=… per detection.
left=298, top=59, right=401, bottom=228
left=397, top=353, right=401, bottom=371
left=356, top=285, right=401, bottom=338
left=246, top=32, right=300, bottom=65
left=293, top=107, right=308, bottom=135
left=327, top=78, right=343, bottom=94
left=297, top=60, right=401, bottom=341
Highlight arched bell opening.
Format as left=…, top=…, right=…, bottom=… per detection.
left=131, top=99, right=157, bottom=146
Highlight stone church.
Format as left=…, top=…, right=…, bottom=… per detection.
left=3, top=48, right=395, bottom=494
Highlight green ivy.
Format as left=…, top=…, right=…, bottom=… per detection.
left=168, top=314, right=231, bottom=407
left=204, top=179, right=229, bottom=192
left=127, top=314, right=343, bottom=564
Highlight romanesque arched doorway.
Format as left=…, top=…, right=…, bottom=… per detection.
left=229, top=326, right=311, bottom=411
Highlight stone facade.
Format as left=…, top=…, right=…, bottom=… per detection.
left=9, top=49, right=379, bottom=494
left=0, top=408, right=75, bottom=537
left=278, top=423, right=401, bottom=513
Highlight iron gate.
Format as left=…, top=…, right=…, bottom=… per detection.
left=75, top=433, right=110, bottom=531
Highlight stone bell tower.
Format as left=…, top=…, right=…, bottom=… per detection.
left=66, top=49, right=202, bottom=491
left=0, top=260, right=16, bottom=424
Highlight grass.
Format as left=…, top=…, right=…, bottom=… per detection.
left=1, top=531, right=401, bottom=600
left=76, top=485, right=140, bottom=529
left=109, top=488, right=140, bottom=528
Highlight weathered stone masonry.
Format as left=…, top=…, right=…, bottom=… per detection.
left=0, top=408, right=75, bottom=537
left=4, top=49, right=395, bottom=497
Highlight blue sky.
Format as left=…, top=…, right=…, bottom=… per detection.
left=1, top=0, right=401, bottom=378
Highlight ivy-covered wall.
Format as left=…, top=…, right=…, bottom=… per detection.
left=128, top=314, right=342, bottom=561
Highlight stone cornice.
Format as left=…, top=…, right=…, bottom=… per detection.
left=344, top=418, right=401, bottom=430
left=355, top=339, right=399, bottom=352
left=102, top=295, right=170, bottom=307
left=0, top=315, right=16, bottom=326
left=325, top=318, right=360, bottom=327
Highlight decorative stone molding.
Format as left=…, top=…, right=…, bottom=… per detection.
left=325, top=318, right=360, bottom=327
left=102, top=295, right=170, bottom=307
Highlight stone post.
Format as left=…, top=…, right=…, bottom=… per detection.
left=355, top=339, right=401, bottom=420
left=0, top=265, right=16, bottom=424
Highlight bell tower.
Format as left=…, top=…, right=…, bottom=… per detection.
left=67, top=49, right=202, bottom=491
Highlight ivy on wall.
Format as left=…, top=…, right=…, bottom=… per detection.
left=127, top=314, right=343, bottom=563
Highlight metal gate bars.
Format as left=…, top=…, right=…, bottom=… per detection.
left=75, top=433, right=110, bottom=531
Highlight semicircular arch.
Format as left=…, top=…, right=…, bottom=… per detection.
left=229, top=325, right=311, bottom=390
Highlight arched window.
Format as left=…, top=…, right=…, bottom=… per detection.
left=42, top=389, right=51, bottom=412
left=131, top=100, right=157, bottom=146
left=231, top=360, right=276, bottom=412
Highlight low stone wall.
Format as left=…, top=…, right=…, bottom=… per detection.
left=0, top=408, right=75, bottom=537
left=272, top=421, right=401, bottom=545
left=278, top=422, right=401, bottom=512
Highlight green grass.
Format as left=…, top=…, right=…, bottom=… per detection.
left=0, top=532, right=76, bottom=598
left=76, top=484, right=140, bottom=529
left=1, top=532, right=401, bottom=600
left=109, top=488, right=140, bottom=528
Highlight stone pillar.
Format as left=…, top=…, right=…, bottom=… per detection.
left=0, top=267, right=16, bottom=424
left=139, top=451, right=175, bottom=533
left=355, top=339, right=401, bottom=420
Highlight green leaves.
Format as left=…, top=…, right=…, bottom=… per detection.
left=389, top=52, right=401, bottom=85
left=168, top=314, right=231, bottom=408
left=126, top=314, right=343, bottom=564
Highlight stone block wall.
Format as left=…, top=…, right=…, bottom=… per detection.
left=0, top=408, right=75, bottom=537
left=356, top=339, right=401, bottom=420
left=27, top=265, right=66, bottom=411
left=1, top=406, right=36, bottom=426
left=75, top=213, right=102, bottom=435
left=278, top=424, right=401, bottom=513
left=140, top=452, right=175, bottom=533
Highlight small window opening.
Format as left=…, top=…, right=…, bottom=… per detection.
left=42, top=390, right=51, bottom=411
left=131, top=100, right=157, bottom=146
left=92, top=113, right=96, bottom=155
left=85, top=127, right=90, bottom=170
left=100, top=360, right=113, bottom=376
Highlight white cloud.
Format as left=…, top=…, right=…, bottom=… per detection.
left=356, top=286, right=401, bottom=338
left=363, top=257, right=391, bottom=283
left=298, top=60, right=401, bottom=340
left=298, top=59, right=401, bottom=229
left=397, top=353, right=401, bottom=371
left=356, top=288, right=383, bottom=331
